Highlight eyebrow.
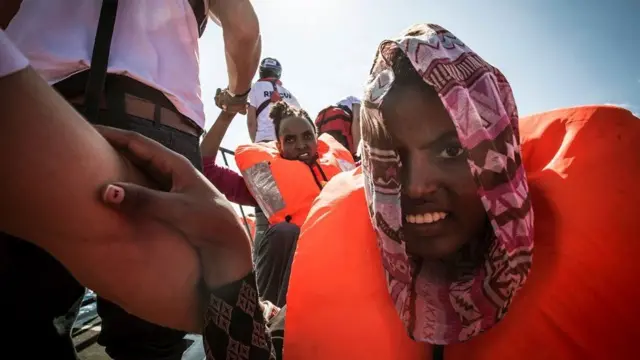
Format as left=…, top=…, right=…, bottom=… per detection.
left=418, top=130, right=460, bottom=150
left=283, top=130, right=314, bottom=137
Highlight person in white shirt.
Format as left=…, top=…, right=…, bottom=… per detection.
left=314, top=96, right=362, bottom=158
left=0, top=1, right=260, bottom=359
left=336, top=95, right=362, bottom=153
left=247, top=57, right=301, bottom=143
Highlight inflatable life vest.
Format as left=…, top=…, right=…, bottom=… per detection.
left=314, top=105, right=354, bottom=153
left=285, top=105, right=640, bottom=360
left=235, top=133, right=355, bottom=227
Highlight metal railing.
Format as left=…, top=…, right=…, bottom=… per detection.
left=219, top=146, right=253, bottom=242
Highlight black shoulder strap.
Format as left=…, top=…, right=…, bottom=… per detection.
left=83, top=0, right=118, bottom=122
left=189, top=0, right=208, bottom=37
left=256, top=80, right=280, bottom=117
left=337, top=104, right=353, bottom=117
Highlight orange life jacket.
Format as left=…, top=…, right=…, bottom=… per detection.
left=285, top=105, right=640, bottom=360
left=235, top=133, right=355, bottom=227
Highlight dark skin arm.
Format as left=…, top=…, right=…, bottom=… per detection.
left=0, top=67, right=203, bottom=333
left=97, top=126, right=252, bottom=292
left=201, top=110, right=236, bottom=157
left=0, top=0, right=21, bottom=30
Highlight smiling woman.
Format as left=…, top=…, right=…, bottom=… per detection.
left=233, top=101, right=355, bottom=305
left=380, top=56, right=490, bottom=262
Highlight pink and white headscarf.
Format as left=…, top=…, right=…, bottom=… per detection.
left=360, top=24, right=534, bottom=344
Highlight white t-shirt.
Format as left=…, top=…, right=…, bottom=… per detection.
left=249, top=80, right=300, bottom=143
left=336, top=96, right=361, bottom=112
left=0, top=30, right=29, bottom=78
left=5, top=0, right=207, bottom=128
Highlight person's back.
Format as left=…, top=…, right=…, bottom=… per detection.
left=6, top=0, right=206, bottom=126
left=1, top=1, right=261, bottom=359
left=248, top=57, right=300, bottom=143
left=315, top=96, right=362, bottom=158
left=3, top=3, right=205, bottom=358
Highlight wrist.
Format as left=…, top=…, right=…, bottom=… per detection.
left=217, top=111, right=236, bottom=122
left=227, top=87, right=251, bottom=98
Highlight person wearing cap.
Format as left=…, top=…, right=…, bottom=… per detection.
left=315, top=96, right=362, bottom=159
left=244, top=57, right=300, bottom=246
left=336, top=96, right=362, bottom=153
left=247, top=57, right=301, bottom=143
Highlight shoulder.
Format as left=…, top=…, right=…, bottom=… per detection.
left=250, top=81, right=270, bottom=94
left=249, top=82, right=270, bottom=105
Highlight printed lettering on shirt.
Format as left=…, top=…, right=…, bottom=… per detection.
left=263, top=91, right=292, bottom=99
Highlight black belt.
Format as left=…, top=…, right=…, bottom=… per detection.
left=55, top=71, right=202, bottom=136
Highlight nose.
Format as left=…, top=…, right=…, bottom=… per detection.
left=403, top=155, right=440, bottom=199
left=295, top=138, right=308, bottom=150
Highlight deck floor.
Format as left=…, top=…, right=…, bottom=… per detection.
left=73, top=317, right=205, bottom=360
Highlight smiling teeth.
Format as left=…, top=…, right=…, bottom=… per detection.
left=406, top=212, right=448, bottom=224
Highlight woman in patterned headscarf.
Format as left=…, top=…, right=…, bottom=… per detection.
left=356, top=23, right=534, bottom=343
left=92, top=23, right=640, bottom=360
left=281, top=23, right=640, bottom=360
left=204, top=23, right=536, bottom=359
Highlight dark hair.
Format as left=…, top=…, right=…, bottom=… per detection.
left=259, top=69, right=279, bottom=79
left=388, top=48, right=437, bottom=96
left=269, top=101, right=316, bottom=138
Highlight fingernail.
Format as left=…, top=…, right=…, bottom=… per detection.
left=103, top=185, right=125, bottom=204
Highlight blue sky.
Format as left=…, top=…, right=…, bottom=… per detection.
left=198, top=0, right=639, bottom=213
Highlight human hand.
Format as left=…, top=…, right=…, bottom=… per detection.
left=214, top=88, right=249, bottom=115
left=95, top=126, right=252, bottom=288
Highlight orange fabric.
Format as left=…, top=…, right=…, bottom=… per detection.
left=285, top=105, right=640, bottom=360
left=241, top=215, right=256, bottom=241
left=235, top=133, right=354, bottom=227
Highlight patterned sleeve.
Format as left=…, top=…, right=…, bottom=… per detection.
left=203, top=272, right=278, bottom=360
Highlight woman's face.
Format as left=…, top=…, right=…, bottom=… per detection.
left=382, top=86, right=488, bottom=261
left=277, top=116, right=318, bottom=164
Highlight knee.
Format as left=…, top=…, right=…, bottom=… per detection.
left=262, top=222, right=300, bottom=247
left=271, top=221, right=300, bottom=234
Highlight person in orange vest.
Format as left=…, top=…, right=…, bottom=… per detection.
left=89, top=24, right=640, bottom=360
left=199, top=99, right=355, bottom=306
left=234, top=100, right=355, bottom=306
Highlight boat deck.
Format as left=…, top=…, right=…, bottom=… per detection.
left=73, top=293, right=205, bottom=360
